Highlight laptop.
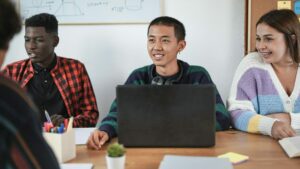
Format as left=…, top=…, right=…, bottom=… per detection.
left=117, top=84, right=216, bottom=147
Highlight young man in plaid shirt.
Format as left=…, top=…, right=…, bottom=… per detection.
left=2, top=13, right=99, bottom=127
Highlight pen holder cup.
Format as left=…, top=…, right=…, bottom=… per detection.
left=43, top=128, right=76, bottom=163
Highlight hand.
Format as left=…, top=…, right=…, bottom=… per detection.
left=271, top=121, right=296, bottom=139
left=50, top=114, right=65, bottom=126
left=86, top=130, right=109, bottom=150
left=266, top=113, right=291, bottom=124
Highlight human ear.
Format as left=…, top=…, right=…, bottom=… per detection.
left=53, top=35, right=59, bottom=47
left=178, top=40, right=186, bottom=52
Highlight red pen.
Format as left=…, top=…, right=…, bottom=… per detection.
left=64, top=118, right=68, bottom=131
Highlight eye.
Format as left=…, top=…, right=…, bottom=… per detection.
left=148, top=38, right=155, bottom=43
left=255, top=37, right=261, bottom=41
left=36, top=38, right=44, bottom=42
left=162, top=38, right=170, bottom=43
left=265, top=38, right=273, bottom=42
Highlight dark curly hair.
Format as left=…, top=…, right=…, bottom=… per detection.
left=25, top=13, right=58, bottom=35
left=0, top=0, right=22, bottom=50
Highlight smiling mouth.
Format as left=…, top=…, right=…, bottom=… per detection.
left=259, top=52, right=272, bottom=58
left=153, top=54, right=164, bottom=60
left=28, top=53, right=37, bottom=58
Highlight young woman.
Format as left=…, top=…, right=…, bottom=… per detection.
left=228, top=9, right=300, bottom=139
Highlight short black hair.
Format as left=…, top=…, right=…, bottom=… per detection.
left=148, top=16, right=186, bottom=41
left=25, top=13, right=58, bottom=34
left=0, top=0, right=21, bottom=50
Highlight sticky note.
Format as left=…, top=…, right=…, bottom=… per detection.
left=218, top=152, right=249, bottom=164
left=294, top=1, right=300, bottom=14
left=277, top=1, right=291, bottom=9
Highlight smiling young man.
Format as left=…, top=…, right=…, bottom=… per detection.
left=2, top=13, right=99, bottom=127
left=87, top=16, right=230, bottom=150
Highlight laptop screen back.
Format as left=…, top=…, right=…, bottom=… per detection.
left=117, top=84, right=215, bottom=147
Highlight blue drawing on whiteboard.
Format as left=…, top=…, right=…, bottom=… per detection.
left=22, top=0, right=52, bottom=20
left=20, top=0, right=161, bottom=24
left=125, top=0, right=142, bottom=11
left=55, top=0, right=83, bottom=16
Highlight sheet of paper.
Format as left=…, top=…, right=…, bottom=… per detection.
left=74, top=128, right=95, bottom=145
left=295, top=129, right=300, bottom=136
left=61, top=163, right=93, bottom=169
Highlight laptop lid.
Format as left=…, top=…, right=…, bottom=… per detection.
left=117, top=84, right=216, bottom=147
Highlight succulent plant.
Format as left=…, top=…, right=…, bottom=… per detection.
left=107, top=143, right=126, bottom=157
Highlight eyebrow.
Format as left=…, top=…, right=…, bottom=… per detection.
left=256, top=34, right=273, bottom=37
left=148, top=35, right=171, bottom=38
left=24, top=35, right=44, bottom=38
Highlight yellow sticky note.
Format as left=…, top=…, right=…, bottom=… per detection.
left=277, top=1, right=291, bottom=9
left=218, top=152, right=249, bottom=164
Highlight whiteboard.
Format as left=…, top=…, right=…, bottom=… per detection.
left=19, top=0, right=161, bottom=24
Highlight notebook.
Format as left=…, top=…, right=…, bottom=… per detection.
left=279, top=136, right=300, bottom=158
left=60, top=163, right=93, bottom=169
left=117, top=84, right=216, bottom=147
left=159, top=155, right=233, bottom=169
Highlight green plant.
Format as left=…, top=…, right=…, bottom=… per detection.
left=107, top=143, right=126, bottom=157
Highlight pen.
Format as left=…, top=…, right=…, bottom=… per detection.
left=44, top=110, right=52, bottom=124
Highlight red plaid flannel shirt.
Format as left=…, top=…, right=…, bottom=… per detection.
left=2, top=56, right=99, bottom=127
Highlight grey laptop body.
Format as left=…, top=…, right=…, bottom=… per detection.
left=117, top=84, right=216, bottom=147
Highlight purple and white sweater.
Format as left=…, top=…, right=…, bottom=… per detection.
left=228, top=52, right=300, bottom=136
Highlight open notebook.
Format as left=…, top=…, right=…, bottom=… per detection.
left=278, top=129, right=300, bottom=158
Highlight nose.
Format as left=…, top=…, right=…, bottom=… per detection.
left=26, top=40, right=37, bottom=50
left=153, top=41, right=162, bottom=50
left=256, top=41, right=266, bottom=50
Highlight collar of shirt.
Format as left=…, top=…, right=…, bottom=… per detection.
left=32, top=55, right=57, bottom=74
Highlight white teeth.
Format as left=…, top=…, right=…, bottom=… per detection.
left=154, top=54, right=163, bottom=59
left=260, top=52, right=271, bottom=56
left=29, top=53, right=36, bottom=57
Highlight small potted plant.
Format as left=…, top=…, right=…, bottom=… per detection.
left=106, top=142, right=126, bottom=169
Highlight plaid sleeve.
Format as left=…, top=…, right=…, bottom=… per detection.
left=1, top=64, right=17, bottom=80
left=72, top=64, right=99, bottom=127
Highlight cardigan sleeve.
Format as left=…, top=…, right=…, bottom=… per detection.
left=227, top=53, right=277, bottom=136
left=290, top=113, right=300, bottom=129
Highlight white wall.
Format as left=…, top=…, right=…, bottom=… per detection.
left=4, top=0, right=244, bottom=122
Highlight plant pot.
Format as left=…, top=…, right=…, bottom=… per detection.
left=106, top=155, right=126, bottom=169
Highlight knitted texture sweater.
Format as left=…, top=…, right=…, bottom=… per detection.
left=100, top=60, right=231, bottom=139
left=228, top=52, right=300, bottom=136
